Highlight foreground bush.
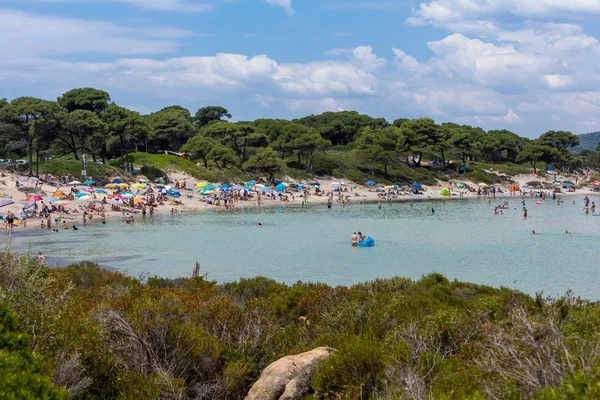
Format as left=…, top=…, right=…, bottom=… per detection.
left=0, top=252, right=599, bottom=399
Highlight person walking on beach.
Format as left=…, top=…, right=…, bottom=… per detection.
left=6, top=211, right=14, bottom=231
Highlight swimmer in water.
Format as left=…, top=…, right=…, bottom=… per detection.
left=258, top=223, right=262, bottom=227
left=377, top=202, right=382, bottom=209
left=431, top=208, right=435, bottom=214
left=351, top=232, right=358, bottom=247
left=72, top=225, right=78, bottom=231
left=532, top=230, right=537, bottom=235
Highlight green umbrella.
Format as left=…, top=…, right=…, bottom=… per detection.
left=456, top=182, right=466, bottom=188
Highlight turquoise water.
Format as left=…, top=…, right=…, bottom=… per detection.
left=3, top=196, right=600, bottom=299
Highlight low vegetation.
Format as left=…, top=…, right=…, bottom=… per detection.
left=1, top=252, right=599, bottom=399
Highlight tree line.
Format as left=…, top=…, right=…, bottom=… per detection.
left=0, top=87, right=592, bottom=179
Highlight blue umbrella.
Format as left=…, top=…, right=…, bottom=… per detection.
left=366, top=181, right=376, bottom=185
left=564, top=183, right=573, bottom=187
left=219, top=184, right=230, bottom=191
left=297, top=185, right=305, bottom=190
left=275, top=184, right=286, bottom=192
left=246, top=180, right=256, bottom=186
left=547, top=166, right=555, bottom=171
left=112, top=179, right=123, bottom=184
left=412, top=183, right=422, bottom=188
left=205, top=185, right=215, bottom=190
left=83, top=180, right=95, bottom=185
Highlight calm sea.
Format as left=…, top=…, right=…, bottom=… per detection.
left=3, top=196, right=599, bottom=299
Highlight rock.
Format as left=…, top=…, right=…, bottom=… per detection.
left=245, top=347, right=334, bottom=400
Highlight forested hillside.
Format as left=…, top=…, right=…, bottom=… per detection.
left=574, top=131, right=600, bottom=152
left=2, top=88, right=599, bottom=185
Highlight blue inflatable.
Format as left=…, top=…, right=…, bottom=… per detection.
left=357, top=237, right=375, bottom=247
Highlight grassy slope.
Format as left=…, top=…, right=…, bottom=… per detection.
left=17, top=160, right=134, bottom=184
left=113, top=153, right=250, bottom=183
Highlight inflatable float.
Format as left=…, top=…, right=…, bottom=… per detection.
left=357, top=237, right=375, bottom=247
left=536, top=201, right=543, bottom=205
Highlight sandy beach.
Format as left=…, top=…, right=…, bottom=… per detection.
left=0, top=169, right=592, bottom=231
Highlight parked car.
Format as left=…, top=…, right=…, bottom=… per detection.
left=16, top=160, right=28, bottom=165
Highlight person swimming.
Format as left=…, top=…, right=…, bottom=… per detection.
left=258, top=223, right=262, bottom=227
left=72, top=225, right=79, bottom=231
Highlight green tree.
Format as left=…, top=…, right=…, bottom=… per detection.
left=0, top=305, right=69, bottom=399
left=203, top=122, right=267, bottom=166
left=538, top=130, right=580, bottom=155
left=294, top=111, right=388, bottom=146
left=208, top=144, right=237, bottom=170
left=400, top=118, right=440, bottom=167
left=103, top=104, right=149, bottom=171
left=446, top=124, right=484, bottom=168
left=0, top=97, right=65, bottom=176
left=193, top=106, right=231, bottom=127
left=517, top=142, right=560, bottom=174
left=147, top=106, right=195, bottom=152
left=292, top=129, right=331, bottom=172
left=57, top=87, right=111, bottom=114
left=66, top=110, right=107, bottom=163
left=355, top=126, right=403, bottom=174
left=180, top=135, right=219, bottom=168
left=244, top=147, right=286, bottom=181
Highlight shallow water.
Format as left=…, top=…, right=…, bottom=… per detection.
left=3, top=195, right=600, bottom=299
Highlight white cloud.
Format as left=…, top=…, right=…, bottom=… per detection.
left=392, top=48, right=432, bottom=75
left=408, top=0, right=600, bottom=27
left=0, top=9, right=193, bottom=61
left=25, top=0, right=216, bottom=12
left=264, top=0, right=295, bottom=15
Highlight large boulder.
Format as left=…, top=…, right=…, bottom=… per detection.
left=245, top=347, right=334, bottom=400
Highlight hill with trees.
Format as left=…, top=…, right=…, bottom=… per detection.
left=574, top=131, right=600, bottom=152
left=2, top=88, right=599, bottom=185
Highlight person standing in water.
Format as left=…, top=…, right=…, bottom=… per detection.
left=523, top=207, right=528, bottom=218
left=351, top=232, right=358, bottom=247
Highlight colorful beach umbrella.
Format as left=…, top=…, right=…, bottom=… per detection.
left=196, top=181, right=208, bottom=188
left=25, top=195, right=43, bottom=201
left=204, top=185, right=215, bottom=190
left=105, top=183, right=120, bottom=188
left=83, top=180, right=95, bottom=185
left=131, top=183, right=146, bottom=189
left=67, top=181, right=82, bottom=186
left=412, top=183, right=422, bottom=189
left=43, top=198, right=58, bottom=203
left=366, top=181, right=376, bottom=186
left=112, top=179, right=124, bottom=184
left=121, top=192, right=135, bottom=198
left=275, top=184, right=287, bottom=192
left=456, top=182, right=466, bottom=188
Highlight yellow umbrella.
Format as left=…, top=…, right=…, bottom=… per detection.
left=105, top=183, right=119, bottom=188
left=131, top=183, right=146, bottom=189
left=197, top=181, right=208, bottom=188
left=117, top=183, right=129, bottom=187
left=478, top=183, right=488, bottom=188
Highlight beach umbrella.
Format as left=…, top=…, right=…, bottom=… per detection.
left=112, top=179, right=124, bottom=184
left=121, top=192, right=135, bottom=198
left=255, top=184, right=265, bottom=190
left=478, top=183, right=488, bottom=188
left=105, top=183, right=119, bottom=188
left=552, top=183, right=561, bottom=187
left=54, top=200, right=71, bottom=206
left=131, top=183, right=146, bottom=189
left=412, top=183, right=422, bottom=189
left=246, top=180, right=256, bottom=187
left=83, top=180, right=95, bottom=185
left=592, top=182, right=600, bottom=186
left=67, top=181, right=82, bottom=186
left=441, top=188, right=450, bottom=196
left=0, top=199, right=15, bottom=208
left=400, top=185, right=410, bottom=190
left=510, top=184, right=520, bottom=191
left=366, top=181, right=376, bottom=186
left=297, top=185, right=305, bottom=190
left=25, top=195, right=43, bottom=201
left=547, top=166, right=555, bottom=171
left=564, top=183, right=573, bottom=187
left=43, top=198, right=58, bottom=203
left=232, top=184, right=243, bottom=190
left=78, top=196, right=94, bottom=201
left=196, top=182, right=208, bottom=188
left=567, top=176, right=575, bottom=180
left=108, top=198, right=126, bottom=206
left=138, top=178, right=149, bottom=183
left=95, top=189, right=106, bottom=194
left=204, top=184, right=215, bottom=190
left=219, top=184, right=230, bottom=191
left=52, top=191, right=63, bottom=198
left=18, top=200, right=36, bottom=209
left=275, top=184, right=286, bottom=192
left=238, top=187, right=249, bottom=195
left=456, top=182, right=466, bottom=188
left=442, top=185, right=451, bottom=189
left=201, top=189, right=214, bottom=195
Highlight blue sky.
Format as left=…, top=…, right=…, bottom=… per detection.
left=2, top=0, right=600, bottom=137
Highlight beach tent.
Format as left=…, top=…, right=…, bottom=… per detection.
left=510, top=184, right=520, bottom=191
left=456, top=182, right=466, bottom=188
left=332, top=182, right=342, bottom=190
left=412, top=183, right=422, bottom=189
left=441, top=188, right=450, bottom=196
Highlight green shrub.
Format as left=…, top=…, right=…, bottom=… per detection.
left=140, top=165, right=165, bottom=181
left=0, top=305, right=69, bottom=399
left=312, top=336, right=384, bottom=398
